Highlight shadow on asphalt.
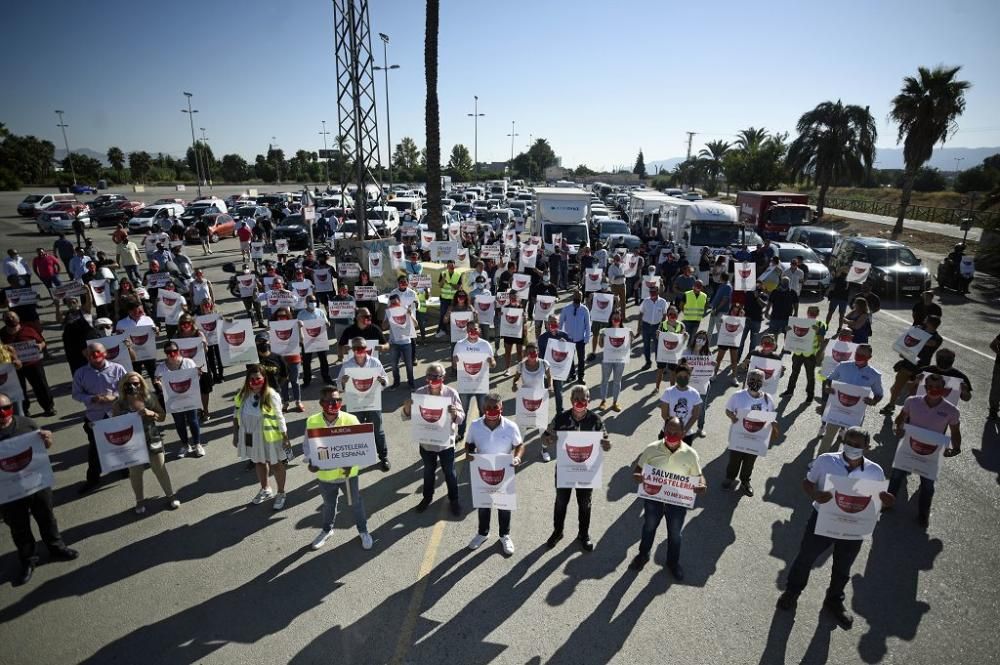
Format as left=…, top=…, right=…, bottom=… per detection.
left=971, top=420, right=1000, bottom=485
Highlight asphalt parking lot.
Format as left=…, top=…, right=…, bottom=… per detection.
left=0, top=186, right=998, bottom=665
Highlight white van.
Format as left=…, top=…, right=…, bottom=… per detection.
left=386, top=197, right=423, bottom=217
left=191, top=197, right=228, bottom=214
left=17, top=192, right=77, bottom=217
left=367, top=206, right=401, bottom=235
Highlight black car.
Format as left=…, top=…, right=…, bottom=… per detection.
left=828, top=236, right=931, bottom=297
left=272, top=214, right=310, bottom=250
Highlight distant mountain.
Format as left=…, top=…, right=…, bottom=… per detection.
left=647, top=157, right=685, bottom=174
left=54, top=147, right=108, bottom=166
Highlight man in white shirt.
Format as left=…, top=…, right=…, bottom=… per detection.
left=337, top=336, right=391, bottom=471
left=777, top=427, right=895, bottom=630
left=819, top=344, right=884, bottom=453
left=3, top=249, right=31, bottom=285
left=722, top=369, right=779, bottom=496
left=452, top=321, right=496, bottom=441
left=658, top=365, right=703, bottom=444
left=115, top=295, right=158, bottom=378
left=638, top=285, right=669, bottom=368
left=465, top=392, right=524, bottom=555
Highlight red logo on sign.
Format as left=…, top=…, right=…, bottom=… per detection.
left=130, top=334, right=149, bottom=346
left=725, top=322, right=741, bottom=333
left=169, top=379, right=192, bottom=393
left=200, top=320, right=217, bottom=332
left=757, top=366, right=775, bottom=379
left=162, top=297, right=177, bottom=307
left=903, top=334, right=921, bottom=348
left=909, top=437, right=938, bottom=456
left=834, top=492, right=871, bottom=513
left=371, top=257, right=380, bottom=266
left=609, top=335, right=625, bottom=348
left=642, top=480, right=662, bottom=496
left=477, top=301, right=491, bottom=311
left=853, top=266, right=866, bottom=274
left=0, top=447, right=33, bottom=472
left=793, top=326, right=810, bottom=337
left=742, top=418, right=766, bottom=433
left=663, top=338, right=678, bottom=350
left=832, top=348, right=852, bottom=362
left=837, top=391, right=860, bottom=407
left=588, top=273, right=599, bottom=281
left=539, top=300, right=552, bottom=310
left=596, top=299, right=608, bottom=309
left=179, top=347, right=197, bottom=359
left=304, top=326, right=323, bottom=338
left=739, top=269, right=752, bottom=279
left=522, top=397, right=543, bottom=412
left=514, top=278, right=528, bottom=289
left=275, top=328, right=293, bottom=341
left=455, top=318, right=469, bottom=329
left=463, top=361, right=483, bottom=375
left=419, top=406, right=443, bottom=423
left=392, top=314, right=407, bottom=325
left=352, top=377, right=374, bottom=392
left=551, top=349, right=568, bottom=362
left=106, top=346, right=121, bottom=360
left=316, top=273, right=328, bottom=282
left=104, top=426, right=134, bottom=446
left=478, top=467, right=506, bottom=486
left=566, top=444, right=593, bottom=463
left=296, top=288, right=308, bottom=297
left=93, top=285, right=105, bottom=294
left=505, top=313, right=519, bottom=324
left=224, top=331, right=246, bottom=346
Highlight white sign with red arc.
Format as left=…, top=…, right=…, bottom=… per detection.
left=93, top=412, right=150, bottom=475
left=556, top=431, right=604, bottom=489
left=814, top=474, right=887, bottom=540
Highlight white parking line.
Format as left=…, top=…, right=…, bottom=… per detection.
left=879, top=309, right=994, bottom=360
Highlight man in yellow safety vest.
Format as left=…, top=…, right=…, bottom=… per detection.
left=436, top=259, right=463, bottom=338
left=681, top=280, right=708, bottom=346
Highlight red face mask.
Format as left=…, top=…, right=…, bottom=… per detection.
left=92, top=352, right=106, bottom=363
left=762, top=343, right=775, bottom=352
left=667, top=313, right=677, bottom=321
left=322, top=402, right=341, bottom=417
left=854, top=353, right=870, bottom=367
left=354, top=349, right=368, bottom=361
left=611, top=318, right=621, bottom=326
left=927, top=387, right=945, bottom=398
left=572, top=400, right=588, bottom=411
left=180, top=323, right=193, bottom=329
left=467, top=331, right=479, bottom=340
left=548, top=324, right=559, bottom=333
left=427, top=377, right=444, bottom=387
left=484, top=407, right=502, bottom=419
left=664, top=432, right=683, bottom=446
left=249, top=377, right=265, bottom=389
left=527, top=351, right=538, bottom=359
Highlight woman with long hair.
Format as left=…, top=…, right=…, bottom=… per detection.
left=713, top=303, right=746, bottom=386
left=597, top=312, right=630, bottom=412
left=232, top=364, right=292, bottom=509
left=154, top=340, right=204, bottom=458
left=844, top=297, right=872, bottom=344
left=111, top=372, right=180, bottom=514
left=175, top=313, right=213, bottom=420
left=271, top=306, right=304, bottom=412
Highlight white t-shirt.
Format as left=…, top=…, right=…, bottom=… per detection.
left=116, top=314, right=156, bottom=333
left=155, top=357, right=198, bottom=380
left=806, top=452, right=886, bottom=511
left=785, top=267, right=805, bottom=294
left=517, top=358, right=549, bottom=389
left=659, top=386, right=703, bottom=433
left=453, top=338, right=494, bottom=358
left=639, top=297, right=668, bottom=325
left=724, top=390, right=775, bottom=414
left=467, top=417, right=522, bottom=455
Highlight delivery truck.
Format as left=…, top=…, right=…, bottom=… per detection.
left=736, top=191, right=811, bottom=239
left=663, top=200, right=760, bottom=266
left=532, top=187, right=591, bottom=254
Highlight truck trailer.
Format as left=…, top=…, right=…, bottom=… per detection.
left=736, top=191, right=811, bottom=239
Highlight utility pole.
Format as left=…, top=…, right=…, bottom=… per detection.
left=507, top=120, right=519, bottom=175
left=685, top=131, right=697, bottom=161
left=181, top=92, right=203, bottom=198
left=525, top=133, right=533, bottom=181
left=54, top=110, right=77, bottom=186
left=373, top=32, right=399, bottom=192
left=319, top=121, right=332, bottom=189
left=199, top=128, right=213, bottom=190
left=953, top=156, right=964, bottom=174
left=467, top=95, right=485, bottom=181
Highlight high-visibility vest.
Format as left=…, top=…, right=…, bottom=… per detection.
left=234, top=392, right=285, bottom=445
left=306, top=411, right=362, bottom=482
left=660, top=319, right=685, bottom=334
left=416, top=290, right=428, bottom=313
left=683, top=291, right=708, bottom=321
left=440, top=270, right=462, bottom=300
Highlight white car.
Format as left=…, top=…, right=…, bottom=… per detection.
left=36, top=208, right=92, bottom=234
left=771, top=241, right=831, bottom=291
left=128, top=203, right=185, bottom=233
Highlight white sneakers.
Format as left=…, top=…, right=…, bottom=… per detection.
left=187, top=444, right=196, bottom=456
left=435, top=330, right=446, bottom=338
left=168, top=498, right=181, bottom=510
left=251, top=487, right=274, bottom=504
left=500, top=535, right=515, bottom=556
left=360, top=532, right=373, bottom=550
left=273, top=493, right=287, bottom=510
left=311, top=529, right=332, bottom=550
left=541, top=449, right=551, bottom=462
left=468, top=533, right=489, bottom=550
left=194, top=444, right=206, bottom=457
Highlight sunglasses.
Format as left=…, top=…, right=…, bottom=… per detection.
left=321, top=397, right=344, bottom=405
left=165, top=349, right=179, bottom=355
left=426, top=374, right=444, bottom=380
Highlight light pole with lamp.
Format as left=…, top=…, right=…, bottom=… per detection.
left=507, top=120, right=519, bottom=176
left=374, top=32, right=399, bottom=192
left=54, top=110, right=77, bottom=186
left=181, top=92, right=203, bottom=198
left=467, top=96, right=485, bottom=182
left=199, top=128, right=213, bottom=190
left=319, top=121, right=331, bottom=189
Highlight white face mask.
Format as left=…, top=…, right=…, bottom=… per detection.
left=842, top=445, right=865, bottom=460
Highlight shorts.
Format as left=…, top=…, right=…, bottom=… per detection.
left=502, top=335, right=525, bottom=346
left=199, top=373, right=214, bottom=394
left=657, top=361, right=680, bottom=371
left=240, top=241, right=251, bottom=253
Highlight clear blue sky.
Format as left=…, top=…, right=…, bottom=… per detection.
left=3, top=0, right=998, bottom=169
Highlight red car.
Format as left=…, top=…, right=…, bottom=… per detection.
left=183, top=213, right=237, bottom=244
left=45, top=200, right=89, bottom=217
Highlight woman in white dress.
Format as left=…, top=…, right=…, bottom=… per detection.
left=231, top=364, right=292, bottom=509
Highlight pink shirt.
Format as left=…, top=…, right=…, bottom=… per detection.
left=902, top=395, right=959, bottom=433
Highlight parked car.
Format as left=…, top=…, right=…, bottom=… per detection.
left=272, top=214, right=309, bottom=250
left=17, top=192, right=78, bottom=217
left=234, top=205, right=272, bottom=223
left=152, top=198, right=187, bottom=207
left=179, top=201, right=223, bottom=226
left=769, top=241, right=831, bottom=292
left=785, top=226, right=841, bottom=262
left=183, top=213, right=237, bottom=244
left=596, top=219, right=631, bottom=242
left=128, top=204, right=185, bottom=233
left=87, top=193, right=129, bottom=210
left=828, top=236, right=931, bottom=297
left=605, top=233, right=642, bottom=251
left=70, top=184, right=98, bottom=194
left=91, top=199, right=144, bottom=226
left=36, top=202, right=93, bottom=234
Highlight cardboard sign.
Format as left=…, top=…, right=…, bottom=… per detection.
left=195, top=313, right=221, bottom=346
left=327, top=300, right=357, bottom=320
left=623, top=253, right=639, bottom=278
left=265, top=289, right=296, bottom=311
left=532, top=295, right=557, bottom=322
left=0, top=363, right=24, bottom=402
left=556, top=431, right=604, bottom=489
left=820, top=340, right=859, bottom=378
left=656, top=331, right=685, bottom=364
left=0, top=431, right=54, bottom=504
left=411, top=274, right=432, bottom=292
left=305, top=422, right=377, bottom=469
left=343, top=367, right=383, bottom=412
left=913, top=374, right=964, bottom=408
left=174, top=336, right=206, bottom=369
left=219, top=319, right=259, bottom=366
left=499, top=307, right=524, bottom=339
left=590, top=292, right=615, bottom=323
left=5, top=287, right=38, bottom=306
left=338, top=262, right=361, bottom=279
left=602, top=328, right=631, bottom=364
left=448, top=221, right=461, bottom=242
left=734, top=261, right=756, bottom=291
left=717, top=316, right=745, bottom=347
left=814, top=474, right=887, bottom=540
left=268, top=319, right=301, bottom=356
left=682, top=352, right=715, bottom=395
left=584, top=268, right=603, bottom=292
left=420, top=230, right=436, bottom=248
left=368, top=253, right=384, bottom=278
left=847, top=261, right=871, bottom=284
left=94, top=334, right=133, bottom=372
left=250, top=242, right=265, bottom=259
left=475, top=295, right=496, bottom=326
left=515, top=386, right=549, bottom=431
left=891, top=423, right=949, bottom=481
left=544, top=338, right=575, bottom=382
left=822, top=381, right=872, bottom=428
left=11, top=341, right=41, bottom=364
left=161, top=367, right=200, bottom=412
left=262, top=276, right=278, bottom=292
left=892, top=326, right=932, bottom=364
left=504, top=229, right=517, bottom=247
left=470, top=453, right=516, bottom=511
left=52, top=281, right=86, bottom=300
left=291, top=280, right=314, bottom=302
left=637, top=464, right=697, bottom=509
left=354, top=285, right=378, bottom=302
left=235, top=274, right=257, bottom=298
left=93, top=412, right=149, bottom=475
left=480, top=244, right=502, bottom=260
left=386, top=306, right=415, bottom=339
left=747, top=355, right=782, bottom=395
left=727, top=409, right=776, bottom=457
left=145, top=272, right=172, bottom=289
left=313, top=267, right=334, bottom=293
left=457, top=351, right=490, bottom=394
left=783, top=317, right=817, bottom=354
left=641, top=278, right=660, bottom=300
left=450, top=310, right=474, bottom=343
left=126, top=325, right=157, bottom=362
left=430, top=241, right=458, bottom=263
left=388, top=245, right=405, bottom=270
left=519, top=245, right=538, bottom=271
left=275, top=239, right=289, bottom=254
left=411, top=393, right=453, bottom=449
left=511, top=273, right=531, bottom=298
left=157, top=291, right=183, bottom=324
left=300, top=319, right=329, bottom=354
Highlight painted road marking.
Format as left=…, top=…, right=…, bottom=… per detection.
left=391, top=510, right=448, bottom=665
left=879, top=309, right=993, bottom=360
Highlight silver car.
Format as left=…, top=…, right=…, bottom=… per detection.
left=36, top=209, right=92, bottom=234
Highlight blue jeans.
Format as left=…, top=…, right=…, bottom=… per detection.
left=458, top=393, right=485, bottom=439
left=684, top=319, right=701, bottom=345
left=389, top=342, right=414, bottom=386
left=171, top=410, right=201, bottom=446
left=318, top=476, right=368, bottom=533
left=739, top=319, right=763, bottom=359
left=281, top=361, right=301, bottom=405
left=600, top=362, right=625, bottom=402
left=641, top=322, right=658, bottom=363
left=356, top=410, right=388, bottom=461
left=639, top=499, right=687, bottom=567
left=420, top=446, right=458, bottom=501
left=887, top=468, right=935, bottom=518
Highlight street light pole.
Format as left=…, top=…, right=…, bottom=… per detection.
left=507, top=120, right=519, bottom=176
left=54, top=110, right=77, bottom=186
left=181, top=92, right=203, bottom=198
left=374, top=33, right=399, bottom=192
left=199, top=128, right=214, bottom=191
left=319, top=121, right=331, bottom=189
left=467, top=96, right=485, bottom=182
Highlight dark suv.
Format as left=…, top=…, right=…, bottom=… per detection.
left=828, top=236, right=931, bottom=297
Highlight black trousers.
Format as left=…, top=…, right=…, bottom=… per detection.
left=0, top=488, right=65, bottom=565
left=135, top=359, right=156, bottom=381
left=83, top=421, right=102, bottom=483
left=302, top=351, right=332, bottom=384
left=787, top=353, right=817, bottom=395
left=206, top=344, right=224, bottom=383
left=478, top=508, right=511, bottom=536
left=725, top=450, right=758, bottom=483
left=568, top=340, right=587, bottom=382
left=554, top=486, right=592, bottom=537
left=18, top=364, right=54, bottom=412
left=786, top=510, right=863, bottom=603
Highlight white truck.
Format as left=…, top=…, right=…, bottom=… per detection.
left=661, top=200, right=760, bottom=265
left=627, top=191, right=673, bottom=239
left=532, top=187, right=591, bottom=253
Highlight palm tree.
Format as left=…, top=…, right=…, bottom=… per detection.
left=424, top=0, right=442, bottom=234
left=889, top=65, right=971, bottom=237
left=786, top=101, right=877, bottom=217
left=697, top=140, right=730, bottom=195
left=106, top=146, right=126, bottom=178
left=735, top=127, right=770, bottom=151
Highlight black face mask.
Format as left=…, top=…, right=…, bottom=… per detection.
left=124, top=383, right=140, bottom=395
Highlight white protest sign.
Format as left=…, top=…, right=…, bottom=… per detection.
left=220, top=319, right=259, bottom=366
left=814, top=474, right=887, bottom=540
left=590, top=292, right=615, bottom=323
left=89, top=279, right=111, bottom=306
left=411, top=274, right=431, bottom=292
left=305, top=422, right=377, bottom=469
left=448, top=221, right=461, bottom=242
left=250, top=242, right=265, bottom=260
left=892, top=326, right=932, bottom=364
left=602, top=328, right=631, bottom=364
left=10, top=341, right=40, bottom=365
left=236, top=274, right=257, bottom=298
left=93, top=412, right=149, bottom=475
left=386, top=306, right=415, bottom=339
left=717, top=316, right=745, bottom=347
left=157, top=291, right=183, bottom=324
left=727, top=409, right=776, bottom=457
left=420, top=230, right=436, bottom=248
left=641, top=277, right=660, bottom=300
left=682, top=352, right=716, bottom=395
left=291, top=281, right=314, bottom=301
left=457, top=352, right=490, bottom=394
left=368, top=253, right=384, bottom=277
left=504, top=229, right=517, bottom=247
left=556, top=431, right=604, bottom=489
left=519, top=245, right=538, bottom=271
left=388, top=245, right=405, bottom=270
left=532, top=295, right=556, bottom=322
left=480, top=245, right=502, bottom=260
left=822, top=381, right=872, bottom=427
left=52, top=281, right=86, bottom=300
left=268, top=319, right=301, bottom=356
left=499, top=307, right=524, bottom=339
left=515, top=386, right=549, bottom=431
left=783, top=317, right=817, bottom=354
left=275, top=239, right=289, bottom=254
left=144, top=271, right=171, bottom=289
left=821, top=340, right=858, bottom=378
left=353, top=285, right=378, bottom=303
left=430, top=241, right=458, bottom=263
left=544, top=339, right=575, bottom=381
left=656, top=331, right=685, bottom=364
left=637, top=464, right=697, bottom=509
left=891, top=423, right=949, bottom=481
left=474, top=295, right=495, bottom=326
left=300, top=319, right=329, bottom=353
left=584, top=268, right=603, bottom=292
left=195, top=313, right=221, bottom=346
left=0, top=431, right=54, bottom=504
left=327, top=300, right=357, bottom=321
left=734, top=262, right=756, bottom=291
left=511, top=273, right=531, bottom=298
left=4, top=287, right=38, bottom=306
left=411, top=393, right=454, bottom=449
left=847, top=261, right=871, bottom=284
left=623, top=254, right=639, bottom=278
left=748, top=355, right=782, bottom=395
left=313, top=267, right=334, bottom=292
left=450, top=311, right=474, bottom=343
left=338, top=262, right=361, bottom=279
left=126, top=325, right=157, bottom=362
left=343, top=367, right=383, bottom=412
left=90, top=335, right=131, bottom=372
left=174, top=336, right=206, bottom=369
left=161, top=367, right=200, bottom=412
left=0, top=363, right=24, bottom=402
left=914, top=374, right=964, bottom=407
left=470, top=453, right=517, bottom=511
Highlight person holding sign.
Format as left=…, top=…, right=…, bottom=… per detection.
left=384, top=293, right=417, bottom=390
left=154, top=341, right=205, bottom=458
left=452, top=321, right=496, bottom=441
left=637, top=283, right=669, bottom=370
left=542, top=386, right=611, bottom=552
left=306, top=387, right=373, bottom=551
left=297, top=295, right=333, bottom=387
left=537, top=315, right=572, bottom=417
left=777, top=427, right=894, bottom=629
left=659, top=365, right=703, bottom=445
left=232, top=365, right=292, bottom=509
left=905, top=347, right=973, bottom=405
left=338, top=337, right=391, bottom=471
left=722, top=370, right=779, bottom=496
left=0, top=395, right=77, bottom=585
left=71, top=342, right=128, bottom=494
left=110, top=373, right=180, bottom=514
left=466, top=392, right=524, bottom=555
left=0, top=312, right=55, bottom=417
left=403, top=363, right=465, bottom=516
left=597, top=313, right=629, bottom=411
left=559, top=290, right=591, bottom=384
left=819, top=344, right=883, bottom=454
left=654, top=305, right=687, bottom=392
left=436, top=259, right=464, bottom=337
left=629, top=417, right=706, bottom=577
left=780, top=305, right=827, bottom=402
left=887, top=374, right=962, bottom=528
left=881, top=315, right=943, bottom=416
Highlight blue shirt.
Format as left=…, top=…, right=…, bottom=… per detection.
left=558, top=303, right=592, bottom=343
left=72, top=360, right=128, bottom=422
left=827, top=361, right=884, bottom=400
left=404, top=261, right=423, bottom=275
left=537, top=329, right=571, bottom=359
left=709, top=283, right=732, bottom=313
